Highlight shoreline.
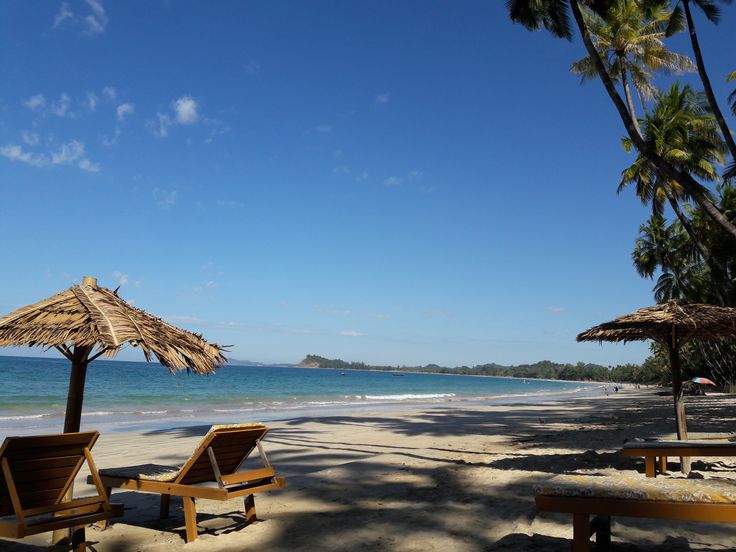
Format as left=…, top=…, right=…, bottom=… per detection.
left=0, top=384, right=605, bottom=437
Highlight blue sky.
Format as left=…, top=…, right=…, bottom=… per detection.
left=1, top=1, right=734, bottom=367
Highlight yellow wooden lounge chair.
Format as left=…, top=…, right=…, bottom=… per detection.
left=535, top=474, right=736, bottom=551
left=622, top=441, right=736, bottom=477
left=91, top=423, right=285, bottom=542
left=0, top=431, right=122, bottom=551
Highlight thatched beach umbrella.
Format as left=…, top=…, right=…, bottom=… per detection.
left=0, top=276, right=226, bottom=433
left=577, top=300, right=736, bottom=470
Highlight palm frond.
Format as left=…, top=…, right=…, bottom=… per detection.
left=665, top=4, right=685, bottom=36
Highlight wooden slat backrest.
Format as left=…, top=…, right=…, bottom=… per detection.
left=0, top=432, right=98, bottom=515
left=177, top=426, right=268, bottom=485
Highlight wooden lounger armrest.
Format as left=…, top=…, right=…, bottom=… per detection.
left=22, top=496, right=107, bottom=518
left=220, top=468, right=276, bottom=486
left=224, top=477, right=286, bottom=499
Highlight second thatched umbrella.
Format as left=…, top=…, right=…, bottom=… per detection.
left=0, top=276, right=226, bottom=433
left=577, top=300, right=736, bottom=468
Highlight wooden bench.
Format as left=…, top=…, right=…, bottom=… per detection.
left=535, top=474, right=736, bottom=551
left=622, top=441, right=736, bottom=477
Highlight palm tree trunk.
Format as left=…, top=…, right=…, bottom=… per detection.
left=568, top=0, right=736, bottom=242
left=683, top=0, right=736, bottom=161
left=668, top=340, right=690, bottom=474
left=621, top=64, right=642, bottom=137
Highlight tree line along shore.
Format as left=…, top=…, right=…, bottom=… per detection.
left=296, top=354, right=666, bottom=384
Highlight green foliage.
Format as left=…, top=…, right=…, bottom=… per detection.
left=298, top=355, right=660, bottom=383
left=571, top=1, right=692, bottom=101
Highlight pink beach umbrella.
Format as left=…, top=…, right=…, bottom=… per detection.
left=691, top=377, right=716, bottom=386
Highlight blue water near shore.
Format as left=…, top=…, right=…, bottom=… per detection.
left=0, top=355, right=601, bottom=435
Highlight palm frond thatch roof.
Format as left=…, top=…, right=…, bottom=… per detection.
left=0, top=281, right=225, bottom=374
left=576, top=300, right=736, bottom=346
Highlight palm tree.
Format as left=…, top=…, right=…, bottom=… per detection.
left=507, top=0, right=736, bottom=240
left=570, top=0, right=694, bottom=134
left=661, top=0, right=736, bottom=161
left=632, top=214, right=700, bottom=300
left=621, top=84, right=731, bottom=304
left=726, top=70, right=736, bottom=180
left=619, top=84, right=724, bottom=257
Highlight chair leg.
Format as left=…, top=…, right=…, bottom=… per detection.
left=160, top=494, right=171, bottom=519
left=96, top=486, right=113, bottom=529
left=591, top=515, right=611, bottom=550
left=644, top=456, right=656, bottom=477
left=182, top=496, right=198, bottom=543
left=659, top=455, right=668, bottom=474
left=71, top=526, right=86, bottom=552
left=572, top=513, right=590, bottom=552
left=244, top=494, right=257, bottom=524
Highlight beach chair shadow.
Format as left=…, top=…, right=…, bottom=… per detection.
left=91, top=423, right=285, bottom=543
left=0, top=432, right=122, bottom=551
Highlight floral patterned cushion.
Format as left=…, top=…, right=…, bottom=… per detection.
left=536, top=474, right=736, bottom=504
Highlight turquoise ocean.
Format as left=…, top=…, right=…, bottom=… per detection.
left=0, top=356, right=601, bottom=436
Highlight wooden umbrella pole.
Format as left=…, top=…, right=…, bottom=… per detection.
left=668, top=341, right=691, bottom=474
left=63, top=345, right=92, bottom=433
left=54, top=344, right=92, bottom=546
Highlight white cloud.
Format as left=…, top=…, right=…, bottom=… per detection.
left=51, top=140, right=84, bottom=165
left=102, top=127, right=122, bottom=146
left=24, top=94, right=46, bottom=111
left=21, top=132, right=40, bottom=146
left=339, top=330, right=363, bottom=337
left=84, top=0, right=108, bottom=34
left=51, top=93, right=73, bottom=117
left=53, top=2, right=73, bottom=27
left=315, top=305, right=352, bottom=317
left=384, top=170, right=424, bottom=188
left=85, top=91, right=98, bottom=111
left=426, top=310, right=453, bottom=319
left=244, top=60, right=260, bottom=76
left=355, top=171, right=368, bottom=182
left=148, top=112, right=172, bottom=137
left=77, top=158, right=101, bottom=172
left=52, top=0, right=108, bottom=35
left=153, top=188, right=178, bottom=208
left=546, top=306, right=567, bottom=313
left=315, top=124, right=332, bottom=134
left=0, top=140, right=99, bottom=172
left=0, top=144, right=47, bottom=167
left=116, top=102, right=135, bottom=122
left=112, top=271, right=129, bottom=286
left=375, top=93, right=390, bottom=104
left=173, top=96, right=198, bottom=125
left=102, top=86, right=117, bottom=101
left=167, top=315, right=204, bottom=324
left=216, top=199, right=242, bottom=208
left=333, top=165, right=350, bottom=175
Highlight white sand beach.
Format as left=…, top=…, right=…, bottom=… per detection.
left=4, top=389, right=736, bottom=551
